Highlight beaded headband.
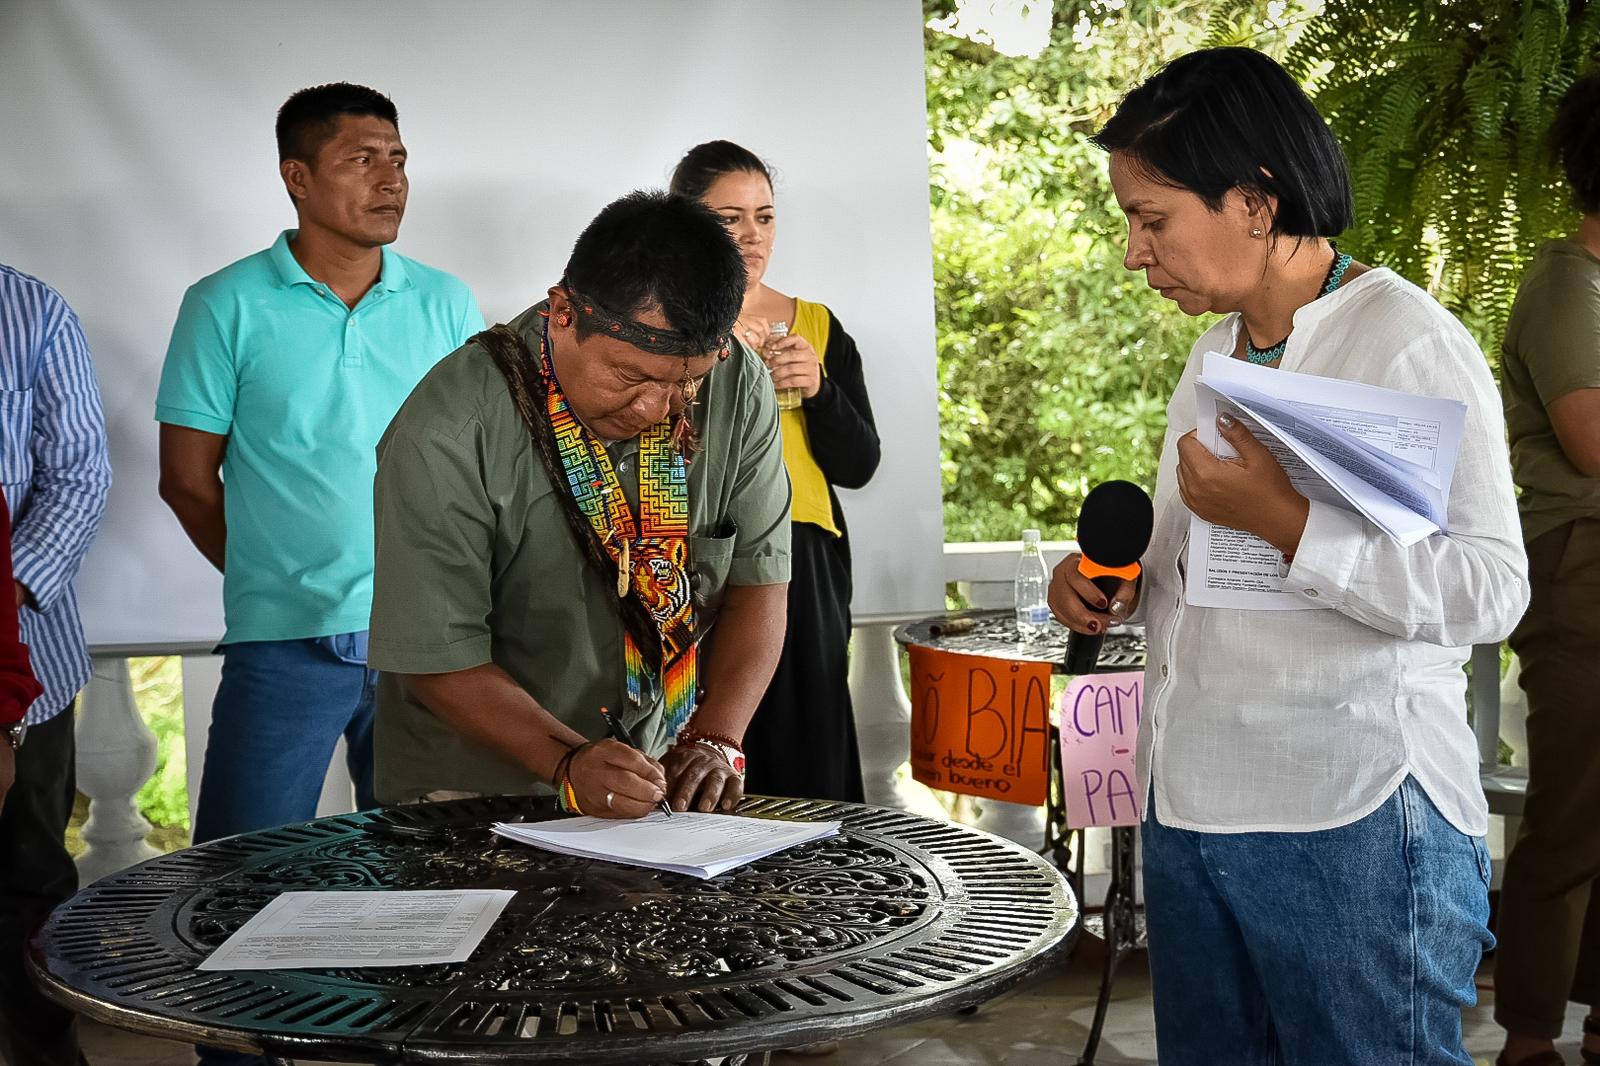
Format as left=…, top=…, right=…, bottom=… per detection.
left=561, top=281, right=731, bottom=359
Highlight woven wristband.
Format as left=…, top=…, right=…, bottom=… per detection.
left=558, top=773, right=584, bottom=815
left=687, top=737, right=747, bottom=779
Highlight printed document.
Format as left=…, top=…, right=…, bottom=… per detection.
left=1187, top=353, right=1465, bottom=610
left=198, top=889, right=514, bottom=971
left=492, top=811, right=840, bottom=879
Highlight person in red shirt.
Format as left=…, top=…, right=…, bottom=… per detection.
left=1, top=484, right=45, bottom=813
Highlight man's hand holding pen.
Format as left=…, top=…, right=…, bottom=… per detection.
left=565, top=707, right=742, bottom=818
left=600, top=707, right=675, bottom=819
left=559, top=735, right=668, bottom=820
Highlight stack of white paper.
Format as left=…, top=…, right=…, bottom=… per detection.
left=492, top=811, right=841, bottom=879
left=199, top=889, right=515, bottom=971
left=1188, top=353, right=1466, bottom=610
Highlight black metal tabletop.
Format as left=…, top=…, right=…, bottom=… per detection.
left=893, top=608, right=1145, bottom=671
left=29, top=795, right=1079, bottom=1065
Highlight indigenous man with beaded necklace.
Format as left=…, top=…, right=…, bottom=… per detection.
left=368, top=191, right=790, bottom=816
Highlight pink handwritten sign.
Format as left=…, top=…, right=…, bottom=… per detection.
left=1058, top=670, right=1144, bottom=828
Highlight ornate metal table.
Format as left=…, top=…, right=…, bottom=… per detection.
left=893, top=609, right=1147, bottom=1066
left=29, top=795, right=1078, bottom=1065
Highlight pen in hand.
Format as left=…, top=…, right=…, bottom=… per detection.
left=599, top=706, right=674, bottom=819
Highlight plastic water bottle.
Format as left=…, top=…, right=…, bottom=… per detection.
left=1014, top=529, right=1052, bottom=641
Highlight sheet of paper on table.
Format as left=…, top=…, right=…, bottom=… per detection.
left=1186, top=352, right=1465, bottom=611
left=492, top=811, right=841, bottom=879
left=198, top=889, right=515, bottom=971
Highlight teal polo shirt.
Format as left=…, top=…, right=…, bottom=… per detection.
left=156, top=230, right=485, bottom=644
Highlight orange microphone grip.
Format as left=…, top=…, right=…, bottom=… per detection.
left=1077, top=557, right=1142, bottom=582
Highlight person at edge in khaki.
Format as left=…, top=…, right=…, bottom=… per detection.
left=1494, top=72, right=1600, bottom=1066
left=369, top=190, right=790, bottom=818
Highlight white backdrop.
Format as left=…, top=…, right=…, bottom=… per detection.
left=0, top=0, right=946, bottom=650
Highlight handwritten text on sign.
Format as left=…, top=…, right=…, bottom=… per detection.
left=908, top=646, right=1052, bottom=806
left=1058, top=671, right=1144, bottom=827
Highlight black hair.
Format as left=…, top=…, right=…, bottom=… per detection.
left=276, top=82, right=399, bottom=164
left=668, top=140, right=773, bottom=201
left=1092, top=47, right=1352, bottom=238
left=1552, top=73, right=1600, bottom=215
left=565, top=190, right=746, bottom=354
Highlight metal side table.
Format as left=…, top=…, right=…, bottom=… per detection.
left=894, top=609, right=1147, bottom=1066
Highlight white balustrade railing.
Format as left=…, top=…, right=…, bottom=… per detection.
left=75, top=657, right=160, bottom=883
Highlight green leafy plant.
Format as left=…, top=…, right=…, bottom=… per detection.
left=1287, top=0, right=1599, bottom=345
left=131, top=656, right=190, bottom=832
left=927, top=1, right=1598, bottom=543
left=926, top=1, right=1310, bottom=540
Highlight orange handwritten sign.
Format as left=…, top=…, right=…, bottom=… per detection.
left=907, top=646, right=1053, bottom=806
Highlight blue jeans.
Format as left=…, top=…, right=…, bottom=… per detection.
left=1141, top=777, right=1492, bottom=1065
left=192, top=634, right=377, bottom=843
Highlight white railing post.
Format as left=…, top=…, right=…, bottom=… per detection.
left=848, top=621, right=917, bottom=811
left=75, top=656, right=159, bottom=882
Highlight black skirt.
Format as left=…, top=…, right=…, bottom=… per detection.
left=741, top=521, right=864, bottom=802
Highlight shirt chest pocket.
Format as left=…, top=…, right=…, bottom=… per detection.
left=0, top=388, right=34, bottom=485
left=689, top=527, right=736, bottom=621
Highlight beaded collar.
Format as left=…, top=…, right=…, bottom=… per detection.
left=1245, top=247, right=1354, bottom=365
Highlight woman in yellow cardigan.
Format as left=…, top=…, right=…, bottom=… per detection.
left=671, top=141, right=881, bottom=802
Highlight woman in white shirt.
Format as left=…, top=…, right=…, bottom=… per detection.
left=1048, top=47, right=1528, bottom=1065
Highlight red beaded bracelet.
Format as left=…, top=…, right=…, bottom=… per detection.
left=677, top=728, right=744, bottom=753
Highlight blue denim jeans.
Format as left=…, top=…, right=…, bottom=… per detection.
left=192, top=633, right=377, bottom=844
left=1141, top=776, right=1492, bottom=1065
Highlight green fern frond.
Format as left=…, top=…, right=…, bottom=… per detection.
left=1292, top=0, right=1600, bottom=353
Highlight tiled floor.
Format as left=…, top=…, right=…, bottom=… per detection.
left=54, top=948, right=1591, bottom=1066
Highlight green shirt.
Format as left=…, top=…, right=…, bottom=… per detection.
left=155, top=231, right=485, bottom=642
left=1502, top=239, right=1600, bottom=543
left=368, top=304, right=792, bottom=802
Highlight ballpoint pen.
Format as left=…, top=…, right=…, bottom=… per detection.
left=599, top=707, right=674, bottom=818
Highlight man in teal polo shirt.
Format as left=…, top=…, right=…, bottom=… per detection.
left=155, top=83, right=483, bottom=888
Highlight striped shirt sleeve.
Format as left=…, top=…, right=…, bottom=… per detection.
left=9, top=296, right=111, bottom=613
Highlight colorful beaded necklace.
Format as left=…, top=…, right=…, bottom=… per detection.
left=1245, top=245, right=1354, bottom=365
left=538, top=315, right=699, bottom=738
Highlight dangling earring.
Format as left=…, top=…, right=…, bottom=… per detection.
left=556, top=310, right=573, bottom=327
left=672, top=361, right=702, bottom=460
left=678, top=359, right=700, bottom=405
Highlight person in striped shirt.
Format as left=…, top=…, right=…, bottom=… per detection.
left=0, top=262, right=111, bottom=1066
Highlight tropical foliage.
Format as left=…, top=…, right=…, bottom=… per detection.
left=927, top=1, right=1313, bottom=541
left=928, top=0, right=1600, bottom=541
left=1287, top=0, right=1600, bottom=340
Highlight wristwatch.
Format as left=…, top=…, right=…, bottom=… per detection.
left=4, top=720, right=25, bottom=752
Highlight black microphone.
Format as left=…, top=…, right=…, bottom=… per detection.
left=1064, top=480, right=1154, bottom=675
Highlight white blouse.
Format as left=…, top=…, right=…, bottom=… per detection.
left=1136, top=268, right=1529, bottom=836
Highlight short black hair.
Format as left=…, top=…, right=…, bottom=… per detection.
left=669, top=140, right=773, bottom=201
left=564, top=190, right=746, bottom=355
left=1552, top=73, right=1600, bottom=214
left=1092, top=47, right=1352, bottom=239
left=276, top=82, right=399, bottom=164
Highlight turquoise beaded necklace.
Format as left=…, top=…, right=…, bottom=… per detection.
left=1245, top=245, right=1354, bottom=365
